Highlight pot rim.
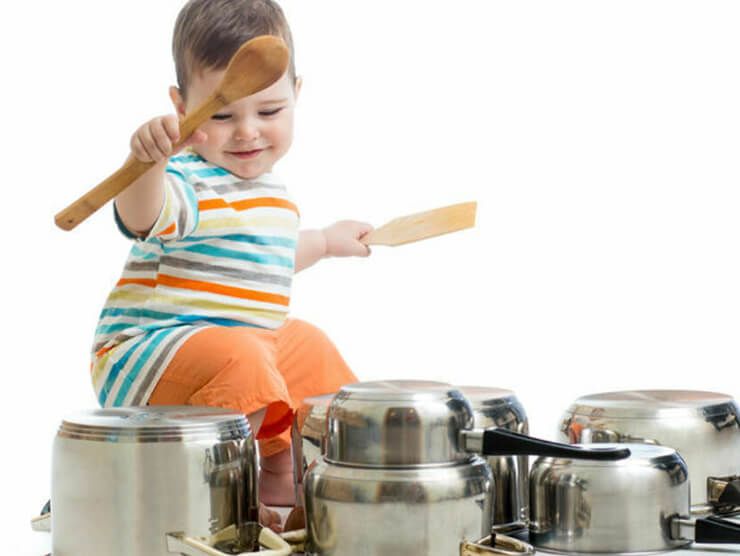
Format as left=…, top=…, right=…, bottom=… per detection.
left=566, top=389, right=736, bottom=419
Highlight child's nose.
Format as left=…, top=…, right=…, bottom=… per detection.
left=234, top=118, right=260, bottom=142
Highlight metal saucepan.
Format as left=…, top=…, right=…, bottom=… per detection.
left=458, top=386, right=530, bottom=533
left=530, top=443, right=740, bottom=553
left=291, top=393, right=334, bottom=511
left=558, top=389, right=740, bottom=514
left=31, top=407, right=294, bottom=556
left=303, top=380, right=630, bottom=556
left=291, top=387, right=532, bottom=535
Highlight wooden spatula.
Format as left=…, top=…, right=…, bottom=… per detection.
left=361, top=201, right=477, bottom=246
left=55, top=35, right=289, bottom=231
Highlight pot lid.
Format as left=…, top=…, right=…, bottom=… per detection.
left=58, top=406, right=251, bottom=442
left=456, top=385, right=528, bottom=430
left=336, top=380, right=457, bottom=401
left=537, top=442, right=682, bottom=468
left=302, top=393, right=335, bottom=407
left=456, top=385, right=515, bottom=403
left=566, top=390, right=736, bottom=419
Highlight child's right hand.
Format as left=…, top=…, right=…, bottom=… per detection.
left=130, top=114, right=208, bottom=163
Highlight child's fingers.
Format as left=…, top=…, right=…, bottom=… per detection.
left=130, top=135, right=146, bottom=162
left=149, top=121, right=174, bottom=159
left=355, top=222, right=374, bottom=237
left=354, top=239, right=372, bottom=257
left=161, top=115, right=181, bottom=144
left=131, top=132, right=155, bottom=163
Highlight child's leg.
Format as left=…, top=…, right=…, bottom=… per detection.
left=258, top=319, right=358, bottom=506
left=148, top=326, right=295, bottom=507
left=259, top=448, right=295, bottom=506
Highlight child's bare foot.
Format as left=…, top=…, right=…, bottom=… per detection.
left=284, top=506, right=305, bottom=531
left=259, top=503, right=283, bottom=533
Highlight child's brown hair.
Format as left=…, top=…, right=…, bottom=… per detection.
left=173, top=0, right=296, bottom=100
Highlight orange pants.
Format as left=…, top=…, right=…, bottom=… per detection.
left=148, top=319, right=357, bottom=456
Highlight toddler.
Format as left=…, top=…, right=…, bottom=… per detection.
left=91, top=0, right=370, bottom=520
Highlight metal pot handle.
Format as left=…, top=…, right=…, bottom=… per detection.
left=671, top=515, right=740, bottom=544
left=29, top=504, right=298, bottom=556
left=460, top=533, right=535, bottom=556
left=30, top=513, right=51, bottom=532
left=30, top=501, right=52, bottom=532
left=708, top=475, right=740, bottom=507
left=462, top=428, right=631, bottom=460
left=167, top=526, right=292, bottom=556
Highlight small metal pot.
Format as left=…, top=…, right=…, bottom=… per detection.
left=304, top=380, right=629, bottom=556
left=530, top=443, right=740, bottom=554
left=458, top=386, right=529, bottom=533
left=34, top=407, right=292, bottom=556
left=558, top=389, right=740, bottom=514
left=291, top=393, right=334, bottom=511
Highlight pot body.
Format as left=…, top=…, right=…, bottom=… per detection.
left=530, top=443, right=691, bottom=554
left=459, top=386, right=529, bottom=532
left=558, top=390, right=740, bottom=511
left=325, top=380, right=473, bottom=466
left=304, top=456, right=492, bottom=555
left=51, top=407, right=259, bottom=556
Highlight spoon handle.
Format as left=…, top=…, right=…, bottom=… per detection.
left=54, top=95, right=225, bottom=231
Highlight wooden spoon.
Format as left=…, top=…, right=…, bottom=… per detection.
left=361, top=201, right=477, bottom=246
left=55, top=35, right=290, bottom=231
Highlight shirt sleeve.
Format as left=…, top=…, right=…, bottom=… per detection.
left=114, top=163, right=200, bottom=242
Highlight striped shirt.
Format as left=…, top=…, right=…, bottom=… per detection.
left=91, top=152, right=299, bottom=407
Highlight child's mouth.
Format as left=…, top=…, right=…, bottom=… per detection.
left=228, top=148, right=264, bottom=159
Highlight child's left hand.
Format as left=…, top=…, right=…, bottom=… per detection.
left=322, top=221, right=374, bottom=257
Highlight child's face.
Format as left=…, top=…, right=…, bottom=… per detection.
left=172, top=69, right=300, bottom=179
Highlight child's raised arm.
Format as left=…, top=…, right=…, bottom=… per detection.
left=115, top=115, right=206, bottom=236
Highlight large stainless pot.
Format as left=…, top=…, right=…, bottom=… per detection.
left=530, top=443, right=740, bottom=553
left=36, top=407, right=291, bottom=556
left=304, top=380, right=630, bottom=556
left=458, top=386, right=529, bottom=533
left=558, top=389, right=740, bottom=514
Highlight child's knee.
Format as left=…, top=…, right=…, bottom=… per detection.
left=288, top=319, right=337, bottom=354
left=228, top=328, right=273, bottom=360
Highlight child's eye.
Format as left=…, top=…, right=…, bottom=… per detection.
left=259, top=107, right=284, bottom=117
left=211, top=113, right=231, bottom=121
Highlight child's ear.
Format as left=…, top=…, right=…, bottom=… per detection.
left=293, top=76, right=303, bottom=101
left=169, top=86, right=187, bottom=117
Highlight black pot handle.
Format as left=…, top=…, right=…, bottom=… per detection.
left=695, top=516, right=740, bottom=544
left=480, top=428, right=631, bottom=460
left=717, top=477, right=740, bottom=506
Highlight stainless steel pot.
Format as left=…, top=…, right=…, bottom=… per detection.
left=34, top=407, right=292, bottom=556
left=530, top=443, right=740, bottom=553
left=304, top=380, right=630, bottom=556
left=458, top=386, right=529, bottom=533
left=558, top=389, right=740, bottom=514
left=291, top=393, right=334, bottom=510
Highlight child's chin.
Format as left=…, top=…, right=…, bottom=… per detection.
left=233, top=169, right=264, bottom=180
left=227, top=162, right=266, bottom=180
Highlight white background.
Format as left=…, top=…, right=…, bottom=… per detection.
left=4, top=1, right=740, bottom=552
